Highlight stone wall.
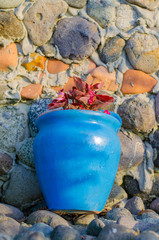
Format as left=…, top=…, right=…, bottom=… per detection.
left=0, top=0, right=159, bottom=209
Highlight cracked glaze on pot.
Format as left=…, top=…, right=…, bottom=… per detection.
left=33, top=110, right=122, bottom=212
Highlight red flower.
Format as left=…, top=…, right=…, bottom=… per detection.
left=47, top=76, right=114, bottom=112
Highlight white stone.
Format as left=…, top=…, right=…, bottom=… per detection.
left=0, top=0, right=24, bottom=8
left=116, top=4, right=138, bottom=31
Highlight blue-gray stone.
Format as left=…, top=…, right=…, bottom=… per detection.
left=53, top=16, right=100, bottom=60
left=28, top=98, right=51, bottom=135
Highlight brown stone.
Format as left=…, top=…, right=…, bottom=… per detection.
left=0, top=43, right=18, bottom=71
left=0, top=215, right=21, bottom=237
left=121, top=70, right=157, bottom=94
left=23, top=0, right=68, bottom=46
left=0, top=203, right=24, bottom=220
left=126, top=0, right=159, bottom=10
left=125, top=33, right=159, bottom=74
left=47, top=59, right=69, bottom=74
left=0, top=153, right=13, bottom=175
left=0, top=11, right=25, bottom=42
left=21, top=84, right=43, bottom=99
left=99, top=36, right=125, bottom=63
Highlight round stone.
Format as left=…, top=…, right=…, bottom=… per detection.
left=87, top=0, right=116, bottom=28
left=116, top=4, right=138, bottom=31
left=0, top=0, right=23, bottom=8
left=26, top=210, right=69, bottom=228
left=51, top=225, right=81, bottom=240
left=126, top=0, right=159, bottom=10
left=0, top=203, right=24, bottom=220
left=99, top=36, right=125, bottom=64
left=23, top=0, right=68, bottom=46
left=105, top=184, right=128, bottom=208
left=3, top=164, right=42, bottom=209
left=117, top=95, right=156, bottom=134
left=125, top=33, right=159, bottom=74
left=53, top=16, right=100, bottom=60
left=135, top=230, right=159, bottom=240
left=0, top=11, right=25, bottom=42
left=97, top=223, right=137, bottom=240
left=87, top=219, right=105, bottom=236
left=106, top=208, right=134, bottom=221
left=65, top=0, right=87, bottom=8
left=125, top=196, right=145, bottom=215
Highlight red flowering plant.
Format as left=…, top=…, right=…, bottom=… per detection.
left=47, top=76, right=114, bottom=114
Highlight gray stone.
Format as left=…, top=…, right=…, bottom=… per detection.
left=65, top=0, right=87, bottom=8
left=118, top=130, right=145, bottom=171
left=142, top=222, right=159, bottom=234
left=105, top=184, right=128, bottom=208
left=0, top=233, right=12, bottom=240
left=16, top=231, right=45, bottom=240
left=99, top=36, right=125, bottom=64
left=0, top=0, right=23, bottom=8
left=0, top=11, right=25, bottom=42
left=39, top=44, right=56, bottom=57
left=125, top=33, right=159, bottom=74
left=150, top=130, right=159, bottom=167
left=16, top=223, right=53, bottom=239
left=0, top=153, right=13, bottom=175
left=0, top=203, right=24, bottom=220
left=51, top=225, right=81, bottom=240
left=117, top=216, right=137, bottom=229
left=23, top=0, right=68, bottom=46
left=0, top=215, right=21, bottom=238
left=123, top=176, right=142, bottom=197
left=87, top=219, right=105, bottom=236
left=27, top=223, right=53, bottom=236
left=28, top=98, right=52, bottom=135
left=97, top=223, right=137, bottom=240
left=17, top=138, right=35, bottom=168
left=155, top=93, right=159, bottom=123
left=117, top=95, right=156, bottom=134
left=116, top=4, right=138, bottom=31
left=0, top=85, right=10, bottom=100
left=126, top=0, right=159, bottom=10
left=150, top=197, right=159, bottom=213
left=53, top=16, right=100, bottom=60
left=136, top=231, right=159, bottom=240
left=86, top=0, right=116, bottom=28
left=151, top=173, right=159, bottom=196
left=125, top=196, right=145, bottom=215
left=106, top=208, right=134, bottom=221
left=26, top=210, right=69, bottom=228
left=0, top=106, right=28, bottom=153
left=138, top=209, right=159, bottom=220
left=74, top=214, right=95, bottom=226
left=3, top=164, right=42, bottom=209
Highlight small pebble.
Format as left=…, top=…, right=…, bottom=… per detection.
left=125, top=196, right=145, bottom=215
left=106, top=207, right=134, bottom=221
left=87, top=219, right=105, bottom=236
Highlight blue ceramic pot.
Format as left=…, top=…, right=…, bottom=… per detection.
left=33, top=110, right=122, bottom=212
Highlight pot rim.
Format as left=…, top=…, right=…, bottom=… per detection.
left=35, top=109, right=122, bottom=130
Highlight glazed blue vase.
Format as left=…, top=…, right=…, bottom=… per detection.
left=33, top=110, right=122, bottom=213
